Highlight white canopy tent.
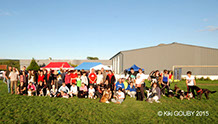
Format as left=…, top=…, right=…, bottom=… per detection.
left=90, top=64, right=111, bottom=71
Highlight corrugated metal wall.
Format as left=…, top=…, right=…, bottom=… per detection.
left=113, top=43, right=218, bottom=75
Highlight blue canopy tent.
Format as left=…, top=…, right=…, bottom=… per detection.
left=125, top=64, right=144, bottom=71
left=74, top=62, right=102, bottom=70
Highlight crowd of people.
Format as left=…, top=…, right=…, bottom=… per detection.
left=2, top=65, right=196, bottom=104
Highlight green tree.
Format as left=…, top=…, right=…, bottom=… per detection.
left=27, top=58, right=40, bottom=71
left=0, top=59, right=20, bottom=70
left=69, top=63, right=78, bottom=67
left=87, top=56, right=99, bottom=60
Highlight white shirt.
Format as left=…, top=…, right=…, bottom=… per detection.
left=118, top=91, right=125, bottom=99
left=89, top=88, right=95, bottom=95
left=70, top=85, right=78, bottom=94
left=81, top=75, right=88, bottom=85
left=136, top=73, right=146, bottom=84
left=186, top=75, right=195, bottom=86
left=96, top=74, right=103, bottom=84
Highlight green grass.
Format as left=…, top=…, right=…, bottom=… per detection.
left=0, top=80, right=217, bottom=123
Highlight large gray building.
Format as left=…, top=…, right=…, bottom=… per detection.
left=110, top=42, right=218, bottom=76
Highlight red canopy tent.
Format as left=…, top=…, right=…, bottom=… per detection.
left=41, top=62, right=74, bottom=70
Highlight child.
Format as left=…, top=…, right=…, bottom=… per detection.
left=88, top=85, right=95, bottom=99
left=70, top=83, right=78, bottom=97
left=186, top=71, right=196, bottom=98
left=76, top=74, right=82, bottom=88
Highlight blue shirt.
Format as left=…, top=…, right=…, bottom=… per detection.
left=115, top=82, right=125, bottom=90
left=126, top=85, right=136, bottom=92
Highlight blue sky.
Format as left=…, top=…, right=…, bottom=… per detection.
left=0, top=0, right=218, bottom=60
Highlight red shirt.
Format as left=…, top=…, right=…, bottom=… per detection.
left=169, top=74, right=172, bottom=79
left=70, top=73, right=78, bottom=84
left=38, top=75, right=45, bottom=83
left=88, top=73, right=97, bottom=84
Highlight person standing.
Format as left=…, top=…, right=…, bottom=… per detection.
left=106, top=70, right=116, bottom=91
left=65, top=71, right=71, bottom=89
left=44, top=70, right=53, bottom=90
left=9, top=67, right=19, bottom=94
left=186, top=71, right=196, bottom=98
left=96, top=70, right=103, bottom=85
left=5, top=66, right=12, bottom=93
left=88, top=69, right=97, bottom=87
left=71, top=70, right=78, bottom=85
left=101, top=68, right=107, bottom=82
left=53, top=70, right=59, bottom=90
left=136, top=68, right=146, bottom=100
left=129, top=68, right=137, bottom=81
left=161, top=70, right=169, bottom=96
left=81, top=72, right=88, bottom=86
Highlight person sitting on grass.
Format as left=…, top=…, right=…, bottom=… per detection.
left=88, top=85, right=95, bottom=99
left=122, top=78, right=128, bottom=91
left=95, top=85, right=103, bottom=99
left=37, top=81, right=44, bottom=96
left=27, top=82, right=36, bottom=96
left=114, top=78, right=125, bottom=91
left=50, top=85, right=57, bottom=97
left=78, top=83, right=88, bottom=98
left=58, top=83, right=70, bottom=93
left=161, top=70, right=170, bottom=96
left=69, top=83, right=78, bottom=98
left=146, top=83, right=161, bottom=103
left=17, top=81, right=26, bottom=95
left=126, top=82, right=136, bottom=98
left=112, top=88, right=125, bottom=104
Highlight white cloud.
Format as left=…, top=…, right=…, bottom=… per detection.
left=199, top=26, right=218, bottom=32
left=0, top=10, right=12, bottom=16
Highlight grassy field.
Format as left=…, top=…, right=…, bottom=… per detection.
left=0, top=80, right=217, bottom=123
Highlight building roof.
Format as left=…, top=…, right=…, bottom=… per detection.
left=110, top=42, right=218, bottom=60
